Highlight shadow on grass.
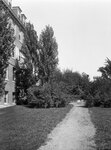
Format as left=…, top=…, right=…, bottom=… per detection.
left=77, top=105, right=88, bottom=108
left=21, top=104, right=69, bottom=109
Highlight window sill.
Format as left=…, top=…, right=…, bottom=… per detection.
left=5, top=79, right=9, bottom=81
left=4, top=103, right=8, bottom=105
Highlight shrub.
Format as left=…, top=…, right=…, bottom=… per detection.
left=85, top=94, right=94, bottom=107
left=103, top=99, right=111, bottom=108
left=27, top=82, right=70, bottom=108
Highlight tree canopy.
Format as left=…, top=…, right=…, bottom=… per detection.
left=98, top=58, right=111, bottom=80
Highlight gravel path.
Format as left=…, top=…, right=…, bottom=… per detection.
left=38, top=102, right=96, bottom=150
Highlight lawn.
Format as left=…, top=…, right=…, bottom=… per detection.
left=0, top=104, right=72, bottom=150
left=89, top=107, right=111, bottom=150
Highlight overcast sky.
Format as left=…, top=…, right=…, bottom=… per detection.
left=13, top=0, right=111, bottom=80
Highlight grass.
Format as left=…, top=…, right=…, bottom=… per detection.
left=0, top=104, right=72, bottom=150
left=89, top=107, right=111, bottom=150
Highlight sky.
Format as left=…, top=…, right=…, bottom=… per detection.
left=12, top=0, right=111, bottom=80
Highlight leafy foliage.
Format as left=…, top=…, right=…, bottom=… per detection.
left=15, top=22, right=39, bottom=104
left=15, top=24, right=94, bottom=108
left=85, top=58, right=111, bottom=107
left=27, top=69, right=90, bottom=108
left=38, top=25, right=58, bottom=85
left=15, top=60, right=36, bottom=105
left=0, top=4, right=15, bottom=97
left=20, top=22, right=39, bottom=75
left=27, top=82, right=71, bottom=108
left=98, top=58, right=111, bottom=80
left=15, top=25, right=59, bottom=106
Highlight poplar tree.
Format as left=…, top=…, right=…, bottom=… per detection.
left=15, top=22, right=39, bottom=104
left=39, top=25, right=58, bottom=85
left=21, top=22, right=39, bottom=75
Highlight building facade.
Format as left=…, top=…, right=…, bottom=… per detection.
left=0, top=0, right=27, bottom=105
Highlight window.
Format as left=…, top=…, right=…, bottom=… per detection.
left=12, top=92, right=15, bottom=103
left=13, top=67, right=16, bottom=81
left=11, top=21, right=16, bottom=37
left=19, top=31, right=24, bottom=43
left=15, top=46, right=20, bottom=59
left=12, top=43, right=16, bottom=58
left=5, top=68, right=8, bottom=80
left=4, top=91, right=8, bottom=104
left=18, top=15, right=21, bottom=20
left=19, top=32, right=23, bottom=43
left=12, top=49, right=15, bottom=58
left=14, top=24, right=16, bottom=36
left=19, top=34, right=21, bottom=40
left=19, top=55, right=21, bottom=61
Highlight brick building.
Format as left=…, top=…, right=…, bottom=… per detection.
left=0, top=0, right=27, bottom=105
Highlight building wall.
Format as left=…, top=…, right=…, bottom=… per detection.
left=0, top=62, right=15, bottom=104
left=5, top=64, right=15, bottom=104
left=4, top=24, right=24, bottom=104
left=0, top=0, right=26, bottom=105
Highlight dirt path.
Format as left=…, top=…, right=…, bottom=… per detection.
left=38, top=102, right=96, bottom=150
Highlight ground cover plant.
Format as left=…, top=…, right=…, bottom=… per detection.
left=89, top=107, right=111, bottom=150
left=0, top=104, right=72, bottom=150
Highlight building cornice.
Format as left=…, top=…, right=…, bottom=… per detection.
left=0, top=0, right=26, bottom=32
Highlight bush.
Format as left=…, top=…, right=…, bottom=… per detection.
left=85, top=91, right=111, bottom=108
left=85, top=94, right=94, bottom=107
left=27, top=82, right=70, bottom=108
left=27, top=85, right=48, bottom=108
left=103, top=99, right=111, bottom=108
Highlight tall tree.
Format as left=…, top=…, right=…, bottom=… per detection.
left=0, top=4, right=15, bottom=98
left=15, top=22, right=39, bottom=104
left=21, top=22, right=39, bottom=75
left=39, top=25, right=58, bottom=85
